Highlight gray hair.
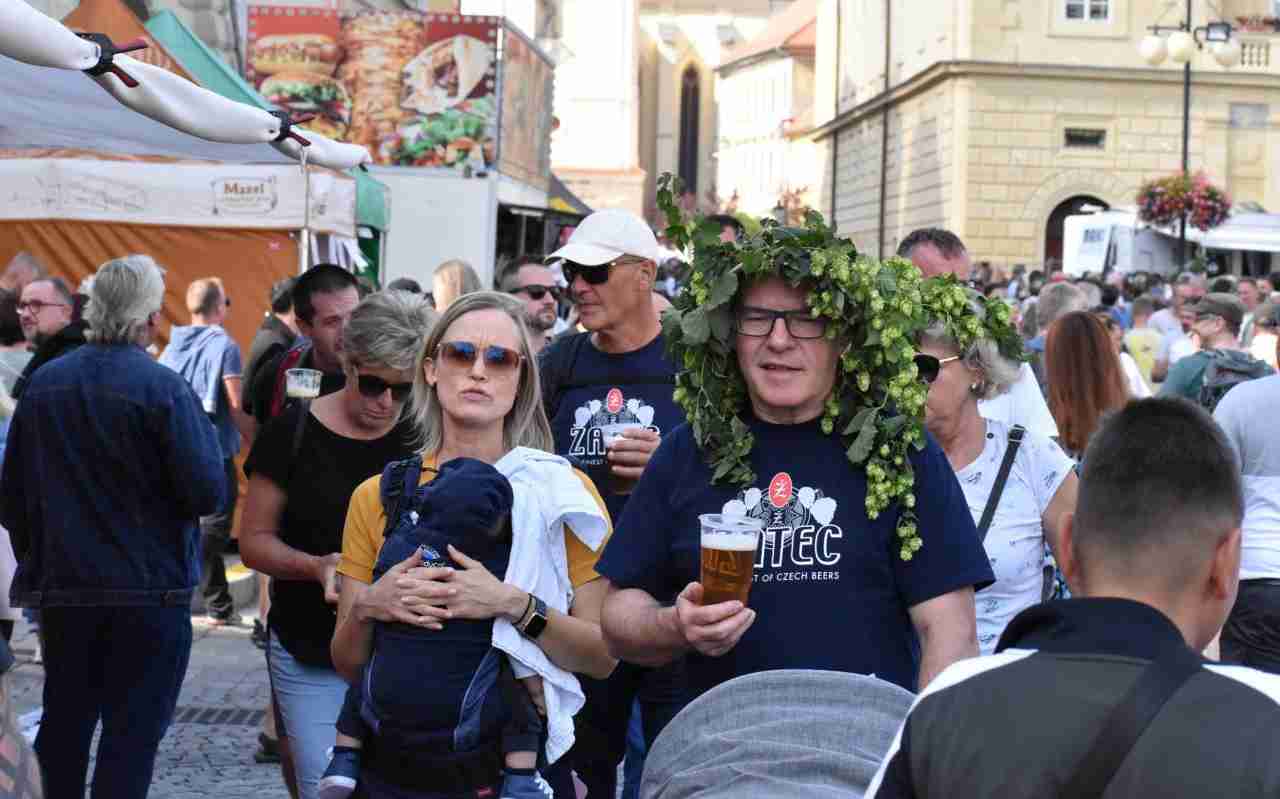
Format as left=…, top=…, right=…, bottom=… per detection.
left=85, top=255, right=165, bottom=345
left=341, top=289, right=437, bottom=372
left=922, top=294, right=1022, bottom=401
left=1037, top=282, right=1089, bottom=329
left=411, top=291, right=553, bottom=457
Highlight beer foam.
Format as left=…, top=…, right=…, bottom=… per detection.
left=701, top=531, right=759, bottom=551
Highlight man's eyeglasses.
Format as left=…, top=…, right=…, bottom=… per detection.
left=732, top=307, right=828, bottom=340
left=16, top=300, right=68, bottom=315
left=356, top=374, right=413, bottom=402
left=913, top=353, right=962, bottom=385
left=437, top=341, right=523, bottom=373
left=510, top=284, right=561, bottom=301
left=561, top=260, right=613, bottom=286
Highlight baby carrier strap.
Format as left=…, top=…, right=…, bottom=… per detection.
left=379, top=454, right=426, bottom=540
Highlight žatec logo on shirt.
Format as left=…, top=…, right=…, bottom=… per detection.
left=569, top=388, right=660, bottom=461
left=722, top=473, right=843, bottom=585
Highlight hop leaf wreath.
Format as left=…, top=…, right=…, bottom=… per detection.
left=657, top=174, right=937, bottom=560
left=921, top=277, right=1028, bottom=368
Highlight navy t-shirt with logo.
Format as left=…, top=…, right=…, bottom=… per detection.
left=548, top=334, right=684, bottom=522
left=596, top=415, right=995, bottom=698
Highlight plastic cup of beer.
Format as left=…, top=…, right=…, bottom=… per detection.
left=285, top=368, right=322, bottom=399
left=699, top=514, right=763, bottom=606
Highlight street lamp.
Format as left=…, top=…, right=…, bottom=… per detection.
left=1137, top=2, right=1240, bottom=266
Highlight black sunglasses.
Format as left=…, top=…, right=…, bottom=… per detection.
left=356, top=374, right=413, bottom=402
left=438, top=341, right=523, bottom=372
left=561, top=260, right=612, bottom=286
left=913, top=353, right=962, bottom=385
left=511, top=284, right=561, bottom=301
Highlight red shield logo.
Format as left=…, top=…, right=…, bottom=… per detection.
left=606, top=388, right=624, bottom=414
left=768, top=473, right=793, bottom=508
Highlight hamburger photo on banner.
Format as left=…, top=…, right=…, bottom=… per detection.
left=250, top=33, right=341, bottom=77
left=260, top=72, right=353, bottom=140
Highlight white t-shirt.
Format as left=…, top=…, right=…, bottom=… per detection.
left=956, top=420, right=1074, bottom=654
left=978, top=362, right=1059, bottom=439
left=1120, top=352, right=1151, bottom=398
left=1214, top=375, right=1280, bottom=580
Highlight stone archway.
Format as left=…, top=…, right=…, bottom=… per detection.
left=1045, top=195, right=1109, bottom=269
left=1023, top=169, right=1134, bottom=267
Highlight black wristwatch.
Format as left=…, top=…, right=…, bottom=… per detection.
left=518, top=595, right=549, bottom=640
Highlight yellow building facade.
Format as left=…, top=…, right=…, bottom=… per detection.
left=813, top=0, right=1280, bottom=270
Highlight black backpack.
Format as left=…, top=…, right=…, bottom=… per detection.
left=1198, top=349, right=1273, bottom=412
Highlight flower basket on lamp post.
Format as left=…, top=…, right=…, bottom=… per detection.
left=1137, top=171, right=1230, bottom=232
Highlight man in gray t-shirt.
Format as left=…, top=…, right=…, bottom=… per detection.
left=1214, top=373, right=1280, bottom=672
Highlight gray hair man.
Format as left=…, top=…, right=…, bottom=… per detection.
left=899, top=228, right=1059, bottom=438
left=0, top=255, right=226, bottom=798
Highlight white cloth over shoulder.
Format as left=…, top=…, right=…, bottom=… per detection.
left=1120, top=352, right=1151, bottom=398
left=979, top=362, right=1058, bottom=439
left=493, top=447, right=610, bottom=764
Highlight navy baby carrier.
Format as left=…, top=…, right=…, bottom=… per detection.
left=358, top=456, right=539, bottom=792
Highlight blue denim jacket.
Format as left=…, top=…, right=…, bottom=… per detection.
left=0, top=344, right=226, bottom=607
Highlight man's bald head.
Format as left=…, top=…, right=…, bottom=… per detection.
left=898, top=228, right=971, bottom=279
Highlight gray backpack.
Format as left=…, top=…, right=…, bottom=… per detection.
left=1198, top=349, right=1274, bottom=412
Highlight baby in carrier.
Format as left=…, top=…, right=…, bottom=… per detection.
left=320, top=457, right=551, bottom=799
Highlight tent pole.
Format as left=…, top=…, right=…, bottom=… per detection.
left=300, top=146, right=311, bottom=273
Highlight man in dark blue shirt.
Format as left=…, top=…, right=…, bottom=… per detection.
left=0, top=255, right=225, bottom=799
left=597, top=270, right=992, bottom=713
left=540, top=209, right=686, bottom=797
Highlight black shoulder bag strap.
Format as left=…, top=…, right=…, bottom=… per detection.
left=1059, top=646, right=1203, bottom=797
left=977, top=425, right=1025, bottom=542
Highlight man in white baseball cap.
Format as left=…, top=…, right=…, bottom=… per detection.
left=540, top=208, right=688, bottom=797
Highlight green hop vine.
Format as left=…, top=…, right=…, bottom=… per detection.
left=920, top=277, right=1028, bottom=367
left=657, top=174, right=936, bottom=560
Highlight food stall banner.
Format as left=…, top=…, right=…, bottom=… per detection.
left=246, top=7, right=504, bottom=171
left=496, top=23, right=552, bottom=193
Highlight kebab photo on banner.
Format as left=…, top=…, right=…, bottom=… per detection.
left=245, top=7, right=499, bottom=168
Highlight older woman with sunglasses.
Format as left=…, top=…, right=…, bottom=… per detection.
left=332, top=291, right=617, bottom=799
left=240, top=290, right=436, bottom=799
left=917, top=292, right=1078, bottom=654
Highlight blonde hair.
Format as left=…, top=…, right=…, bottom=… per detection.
left=411, top=291, right=553, bottom=457
left=432, top=259, right=482, bottom=310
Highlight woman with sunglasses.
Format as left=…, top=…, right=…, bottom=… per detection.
left=918, top=293, right=1078, bottom=654
left=240, top=290, right=436, bottom=799
left=332, top=292, right=617, bottom=799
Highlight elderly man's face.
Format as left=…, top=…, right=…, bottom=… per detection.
left=18, top=281, right=73, bottom=344
left=1173, top=283, right=1204, bottom=311
left=734, top=276, right=840, bottom=425
left=907, top=243, right=971, bottom=280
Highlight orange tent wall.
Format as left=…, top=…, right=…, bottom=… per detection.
left=0, top=219, right=298, bottom=354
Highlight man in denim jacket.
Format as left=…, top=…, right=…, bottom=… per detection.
left=0, top=255, right=226, bottom=799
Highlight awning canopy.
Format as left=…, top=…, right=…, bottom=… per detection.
left=1195, top=212, right=1280, bottom=254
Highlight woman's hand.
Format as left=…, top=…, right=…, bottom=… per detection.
left=357, top=551, right=455, bottom=630
left=415, top=545, right=527, bottom=623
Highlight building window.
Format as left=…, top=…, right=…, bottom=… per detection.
left=679, top=66, right=701, bottom=194
left=1065, top=0, right=1109, bottom=20
left=1064, top=127, right=1107, bottom=149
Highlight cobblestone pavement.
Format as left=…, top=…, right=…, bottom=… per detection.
left=8, top=612, right=291, bottom=798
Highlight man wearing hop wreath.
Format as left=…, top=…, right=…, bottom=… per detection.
left=596, top=178, right=994, bottom=713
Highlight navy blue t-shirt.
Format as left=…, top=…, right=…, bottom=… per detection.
left=546, top=334, right=685, bottom=522
left=596, top=416, right=994, bottom=697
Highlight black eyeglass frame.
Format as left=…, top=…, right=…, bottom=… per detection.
left=731, top=306, right=829, bottom=340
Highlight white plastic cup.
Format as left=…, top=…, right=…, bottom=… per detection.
left=285, top=368, right=322, bottom=399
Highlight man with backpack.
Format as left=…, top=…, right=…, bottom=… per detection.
left=539, top=209, right=687, bottom=798
left=1159, top=293, right=1274, bottom=410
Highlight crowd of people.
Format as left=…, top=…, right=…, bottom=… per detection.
left=0, top=196, right=1278, bottom=799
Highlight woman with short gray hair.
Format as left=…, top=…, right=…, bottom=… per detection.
left=239, top=288, right=435, bottom=799
left=918, top=290, right=1078, bottom=653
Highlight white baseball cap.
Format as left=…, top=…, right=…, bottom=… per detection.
left=547, top=209, right=659, bottom=266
